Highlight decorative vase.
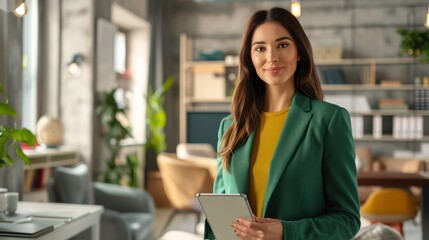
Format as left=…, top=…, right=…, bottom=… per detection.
left=36, top=116, right=64, bottom=147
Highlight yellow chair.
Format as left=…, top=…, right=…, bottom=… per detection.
left=360, top=188, right=417, bottom=236
left=157, top=153, right=214, bottom=234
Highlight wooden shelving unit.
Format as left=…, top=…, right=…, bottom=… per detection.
left=179, top=33, right=429, bottom=158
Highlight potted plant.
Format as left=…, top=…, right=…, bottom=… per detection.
left=0, top=83, right=36, bottom=167
left=397, top=29, right=429, bottom=63
left=96, top=88, right=138, bottom=187
left=145, top=76, right=175, bottom=170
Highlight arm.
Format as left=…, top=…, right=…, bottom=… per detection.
left=281, top=107, right=361, bottom=239
left=204, top=117, right=228, bottom=240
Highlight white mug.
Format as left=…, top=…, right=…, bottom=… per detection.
left=6, top=192, right=19, bottom=214
left=0, top=188, right=7, bottom=213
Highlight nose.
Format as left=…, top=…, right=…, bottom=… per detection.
left=267, top=49, right=279, bottom=63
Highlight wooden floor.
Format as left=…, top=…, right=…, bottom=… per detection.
left=154, top=208, right=204, bottom=239
left=154, top=207, right=422, bottom=240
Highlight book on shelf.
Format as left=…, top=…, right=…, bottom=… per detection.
left=380, top=80, right=402, bottom=86
left=359, top=67, right=372, bottom=85
left=316, top=67, right=326, bottom=84
left=351, top=116, right=364, bottom=138
left=325, top=95, right=371, bottom=113
left=322, top=68, right=346, bottom=84
left=379, top=105, right=409, bottom=111
left=372, top=115, right=382, bottom=139
left=392, top=116, right=423, bottom=139
left=378, top=98, right=405, bottom=106
left=378, top=98, right=408, bottom=111
left=414, top=89, right=429, bottom=110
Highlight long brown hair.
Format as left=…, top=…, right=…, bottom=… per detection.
left=219, top=7, right=323, bottom=170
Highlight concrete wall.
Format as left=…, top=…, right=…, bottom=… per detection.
left=40, top=0, right=148, bottom=175
left=0, top=10, right=25, bottom=194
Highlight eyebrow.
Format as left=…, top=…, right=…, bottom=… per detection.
left=252, top=36, right=292, bottom=46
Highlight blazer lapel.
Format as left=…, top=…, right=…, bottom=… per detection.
left=263, top=92, right=313, bottom=216
left=230, top=131, right=256, bottom=196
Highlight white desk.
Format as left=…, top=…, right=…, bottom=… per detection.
left=2, top=202, right=103, bottom=240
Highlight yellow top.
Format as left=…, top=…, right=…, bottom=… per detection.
left=249, top=106, right=290, bottom=217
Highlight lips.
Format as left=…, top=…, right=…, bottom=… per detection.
left=264, top=66, right=284, bottom=74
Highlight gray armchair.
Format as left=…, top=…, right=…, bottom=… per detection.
left=47, top=162, right=155, bottom=240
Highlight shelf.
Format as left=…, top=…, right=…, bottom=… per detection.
left=354, top=135, right=429, bottom=142
left=322, top=84, right=429, bottom=91
left=187, top=97, right=232, bottom=104
left=351, top=110, right=429, bottom=116
left=184, top=57, right=416, bottom=69
left=315, top=58, right=415, bottom=65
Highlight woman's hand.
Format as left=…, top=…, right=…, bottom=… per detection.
left=230, top=216, right=283, bottom=240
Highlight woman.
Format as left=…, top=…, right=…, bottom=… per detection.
left=204, top=7, right=361, bottom=240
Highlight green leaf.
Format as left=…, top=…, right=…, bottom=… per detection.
left=16, top=147, right=31, bottom=165
left=149, top=110, right=166, bottom=129
left=154, top=76, right=175, bottom=98
left=0, top=159, right=7, bottom=168
left=3, top=154, right=14, bottom=166
left=0, top=83, right=6, bottom=100
left=0, top=103, right=17, bottom=117
left=10, top=128, right=36, bottom=145
left=21, top=128, right=37, bottom=145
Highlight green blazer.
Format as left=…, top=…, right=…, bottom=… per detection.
left=205, top=91, right=361, bottom=240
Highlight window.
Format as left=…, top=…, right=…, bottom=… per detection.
left=21, top=0, right=39, bottom=132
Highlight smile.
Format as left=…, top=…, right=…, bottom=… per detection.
left=264, top=67, right=284, bottom=74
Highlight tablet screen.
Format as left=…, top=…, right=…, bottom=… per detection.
left=197, top=193, right=254, bottom=240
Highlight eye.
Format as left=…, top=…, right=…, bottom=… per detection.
left=278, top=43, right=289, bottom=48
left=254, top=46, right=265, bottom=52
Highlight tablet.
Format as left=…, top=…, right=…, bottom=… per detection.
left=197, top=193, right=255, bottom=240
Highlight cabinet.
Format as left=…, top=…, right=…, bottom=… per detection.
left=318, top=58, right=429, bottom=158
left=179, top=34, right=237, bottom=147
left=22, top=148, right=79, bottom=202
left=180, top=33, right=429, bottom=159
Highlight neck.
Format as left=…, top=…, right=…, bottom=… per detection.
left=264, top=84, right=295, bottom=112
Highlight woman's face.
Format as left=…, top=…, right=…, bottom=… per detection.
left=250, top=22, right=299, bottom=88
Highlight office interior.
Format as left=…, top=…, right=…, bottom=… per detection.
left=1, top=0, right=429, bottom=239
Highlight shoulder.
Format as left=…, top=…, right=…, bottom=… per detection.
left=218, top=115, right=233, bottom=132
left=310, top=98, right=350, bottom=117
left=303, top=97, right=351, bottom=126
left=294, top=91, right=348, bottom=116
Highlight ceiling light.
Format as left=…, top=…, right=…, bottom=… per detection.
left=13, top=0, right=27, bottom=17
left=291, top=0, right=301, bottom=18
left=425, top=4, right=429, bottom=29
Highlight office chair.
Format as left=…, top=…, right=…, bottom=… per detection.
left=47, top=162, right=155, bottom=240
left=360, top=188, right=417, bottom=236
left=157, top=153, right=214, bottom=234
left=353, top=223, right=403, bottom=240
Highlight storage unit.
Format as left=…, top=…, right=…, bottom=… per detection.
left=179, top=33, right=429, bottom=159
left=22, top=148, right=80, bottom=202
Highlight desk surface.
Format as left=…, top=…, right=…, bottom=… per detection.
left=1, top=202, right=103, bottom=240
left=358, top=171, right=429, bottom=187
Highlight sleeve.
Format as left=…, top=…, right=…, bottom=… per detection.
left=204, top=117, right=228, bottom=240
left=281, top=107, right=361, bottom=240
